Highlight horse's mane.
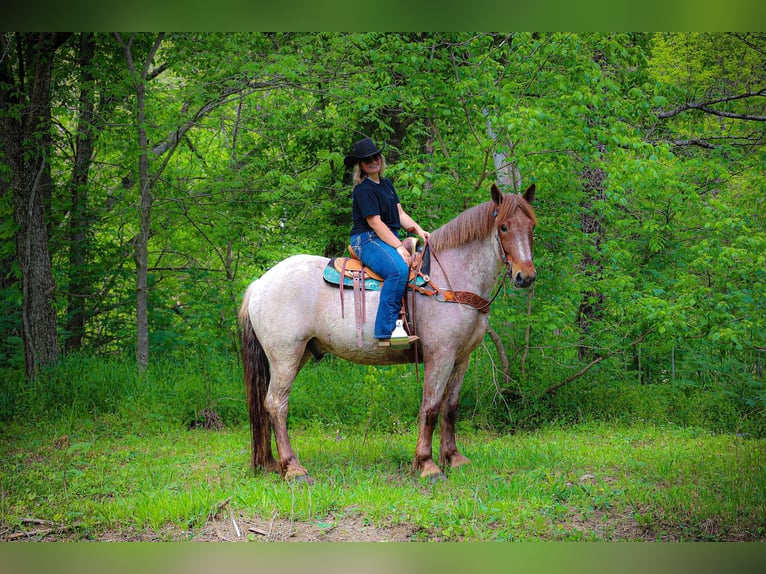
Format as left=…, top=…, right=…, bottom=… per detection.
left=429, top=193, right=536, bottom=252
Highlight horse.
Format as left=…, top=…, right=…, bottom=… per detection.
left=238, top=182, right=537, bottom=482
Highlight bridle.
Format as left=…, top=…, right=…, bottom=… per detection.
left=413, top=214, right=513, bottom=315
left=492, top=207, right=513, bottom=270
left=405, top=210, right=521, bottom=382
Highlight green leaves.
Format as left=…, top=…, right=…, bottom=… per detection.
left=0, top=33, right=761, bottom=426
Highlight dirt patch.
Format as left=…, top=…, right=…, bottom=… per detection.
left=4, top=503, right=759, bottom=542
left=2, top=515, right=419, bottom=542
left=194, top=514, right=418, bottom=542
left=561, top=507, right=652, bottom=541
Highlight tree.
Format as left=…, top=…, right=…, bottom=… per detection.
left=113, top=33, right=301, bottom=366
left=114, top=32, right=165, bottom=369
left=647, top=32, right=766, bottom=382
left=652, top=33, right=765, bottom=150
left=64, top=33, right=97, bottom=352
left=0, top=32, right=72, bottom=378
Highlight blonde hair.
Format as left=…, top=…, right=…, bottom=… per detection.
left=352, top=155, right=386, bottom=185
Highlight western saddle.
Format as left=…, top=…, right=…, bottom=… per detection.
left=324, top=237, right=493, bottom=349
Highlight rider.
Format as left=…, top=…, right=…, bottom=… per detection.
left=345, top=137, right=430, bottom=345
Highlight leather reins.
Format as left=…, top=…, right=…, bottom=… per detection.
left=409, top=227, right=512, bottom=317
left=404, top=230, right=511, bottom=380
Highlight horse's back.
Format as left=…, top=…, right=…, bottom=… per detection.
left=251, top=253, right=324, bottom=288
left=245, top=254, right=330, bottom=328
left=245, top=253, right=392, bottom=359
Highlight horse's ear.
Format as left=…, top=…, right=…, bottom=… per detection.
left=491, top=183, right=503, bottom=206
left=523, top=183, right=536, bottom=203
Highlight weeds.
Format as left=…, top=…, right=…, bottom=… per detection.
left=1, top=420, right=764, bottom=541
left=2, top=350, right=763, bottom=437
left=1, top=352, right=764, bottom=541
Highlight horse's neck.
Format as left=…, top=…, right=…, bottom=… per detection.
left=431, top=236, right=502, bottom=296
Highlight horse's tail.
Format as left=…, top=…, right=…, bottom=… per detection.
left=239, top=283, right=274, bottom=472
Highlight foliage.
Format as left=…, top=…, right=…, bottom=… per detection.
left=0, top=32, right=764, bottom=441
left=2, top=349, right=762, bottom=440
left=0, top=352, right=244, bottom=430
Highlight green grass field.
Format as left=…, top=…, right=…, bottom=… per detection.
left=2, top=419, right=763, bottom=541
left=1, top=351, right=764, bottom=542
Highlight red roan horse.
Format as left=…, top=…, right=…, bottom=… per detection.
left=239, top=183, right=536, bottom=481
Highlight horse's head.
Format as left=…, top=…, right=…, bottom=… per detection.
left=491, top=183, right=537, bottom=288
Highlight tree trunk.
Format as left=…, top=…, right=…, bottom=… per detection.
left=115, top=33, right=164, bottom=369
left=135, top=78, right=152, bottom=369
left=65, top=33, right=97, bottom=353
left=577, top=47, right=613, bottom=363
left=0, top=32, right=71, bottom=378
left=577, top=158, right=606, bottom=362
left=484, top=109, right=522, bottom=191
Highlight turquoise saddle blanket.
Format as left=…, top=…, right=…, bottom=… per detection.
left=322, top=259, right=427, bottom=292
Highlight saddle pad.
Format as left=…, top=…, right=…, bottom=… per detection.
left=322, top=259, right=428, bottom=291
left=323, top=260, right=382, bottom=291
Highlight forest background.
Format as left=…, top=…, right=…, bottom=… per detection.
left=1, top=32, right=764, bottom=438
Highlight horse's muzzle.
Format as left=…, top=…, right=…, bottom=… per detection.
left=514, top=270, right=536, bottom=289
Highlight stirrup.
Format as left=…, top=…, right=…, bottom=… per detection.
left=377, top=335, right=419, bottom=348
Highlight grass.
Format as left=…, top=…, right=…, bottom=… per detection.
left=3, top=349, right=763, bottom=437
left=2, top=419, right=764, bottom=541
left=1, top=351, right=764, bottom=542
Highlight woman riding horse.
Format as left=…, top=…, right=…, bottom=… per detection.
left=345, top=137, right=430, bottom=345
left=239, top=178, right=536, bottom=482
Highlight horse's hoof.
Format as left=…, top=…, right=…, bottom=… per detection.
left=418, top=464, right=447, bottom=482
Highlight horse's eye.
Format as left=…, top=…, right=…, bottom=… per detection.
left=500, top=224, right=508, bottom=233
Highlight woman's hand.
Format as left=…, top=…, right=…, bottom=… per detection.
left=409, top=223, right=430, bottom=244
left=395, top=244, right=412, bottom=265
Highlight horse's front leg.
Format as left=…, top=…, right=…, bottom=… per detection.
left=265, top=364, right=312, bottom=483
left=438, top=358, right=471, bottom=469
left=412, top=361, right=452, bottom=479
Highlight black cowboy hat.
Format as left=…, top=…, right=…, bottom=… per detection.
left=343, top=137, right=382, bottom=167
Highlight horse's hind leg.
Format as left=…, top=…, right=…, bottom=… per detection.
left=265, top=346, right=313, bottom=482
left=438, top=358, right=472, bottom=470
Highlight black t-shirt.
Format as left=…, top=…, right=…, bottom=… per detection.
left=350, top=177, right=402, bottom=237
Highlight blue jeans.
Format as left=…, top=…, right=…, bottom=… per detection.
left=350, top=231, right=409, bottom=339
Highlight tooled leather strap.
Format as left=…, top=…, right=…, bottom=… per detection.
left=354, top=268, right=366, bottom=348
left=409, top=273, right=493, bottom=313
left=339, top=257, right=369, bottom=345
left=407, top=240, right=495, bottom=314
left=440, top=290, right=492, bottom=313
